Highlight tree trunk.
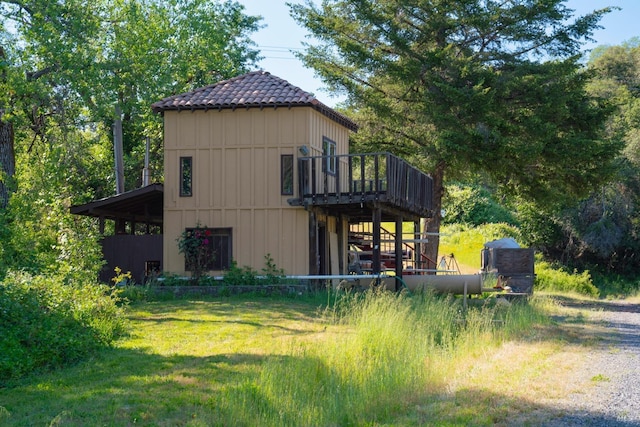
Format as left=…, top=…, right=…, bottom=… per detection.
left=422, top=161, right=445, bottom=272
left=0, top=117, right=15, bottom=209
left=0, top=44, right=14, bottom=210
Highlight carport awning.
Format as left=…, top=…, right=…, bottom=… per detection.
left=70, top=183, right=163, bottom=226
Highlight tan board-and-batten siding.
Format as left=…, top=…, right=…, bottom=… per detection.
left=162, top=106, right=351, bottom=276
left=72, top=71, right=433, bottom=282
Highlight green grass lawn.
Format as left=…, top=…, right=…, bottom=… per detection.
left=0, top=296, right=332, bottom=426
left=2, top=223, right=632, bottom=425
left=0, top=290, right=585, bottom=426
left=2, top=223, right=599, bottom=426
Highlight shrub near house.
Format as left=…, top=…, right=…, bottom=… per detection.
left=177, top=224, right=214, bottom=283
left=0, top=273, right=127, bottom=383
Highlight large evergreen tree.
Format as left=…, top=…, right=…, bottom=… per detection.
left=291, top=0, right=622, bottom=261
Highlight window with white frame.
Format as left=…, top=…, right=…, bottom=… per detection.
left=322, top=137, right=337, bottom=175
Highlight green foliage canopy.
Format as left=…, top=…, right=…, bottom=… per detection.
left=1, top=0, right=262, bottom=193
left=0, top=1, right=262, bottom=279
left=542, top=41, right=640, bottom=272
left=291, top=0, right=622, bottom=208
left=442, top=182, right=515, bottom=226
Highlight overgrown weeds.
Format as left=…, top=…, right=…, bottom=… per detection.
left=535, top=259, right=599, bottom=297
left=220, top=289, right=551, bottom=425
left=0, top=291, right=561, bottom=425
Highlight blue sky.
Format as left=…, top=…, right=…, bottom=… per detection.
left=237, top=0, right=640, bottom=107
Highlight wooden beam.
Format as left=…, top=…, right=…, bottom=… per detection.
left=338, top=214, right=347, bottom=274
left=308, top=209, right=319, bottom=275
left=414, top=221, right=421, bottom=270
left=372, top=206, right=381, bottom=276
left=395, top=216, right=403, bottom=290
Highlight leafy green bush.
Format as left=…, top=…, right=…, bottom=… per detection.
left=152, top=273, right=186, bottom=286
left=512, top=200, right=564, bottom=250
left=117, top=284, right=150, bottom=303
left=443, top=183, right=515, bottom=226
left=222, top=254, right=287, bottom=286
left=0, top=272, right=127, bottom=383
left=260, top=254, right=287, bottom=285
left=222, top=261, right=259, bottom=286
left=156, top=254, right=288, bottom=287
left=590, top=271, right=640, bottom=298
left=535, top=260, right=599, bottom=297
left=0, top=188, right=105, bottom=283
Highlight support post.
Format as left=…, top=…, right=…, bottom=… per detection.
left=414, top=220, right=421, bottom=270
left=372, top=206, right=381, bottom=277
left=337, top=214, right=347, bottom=275
left=142, top=136, right=150, bottom=186
left=395, top=216, right=403, bottom=290
left=308, top=209, right=319, bottom=276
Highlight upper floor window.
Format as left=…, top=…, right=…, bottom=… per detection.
left=180, top=156, right=192, bottom=197
left=323, top=137, right=336, bottom=175
left=281, top=154, right=294, bottom=195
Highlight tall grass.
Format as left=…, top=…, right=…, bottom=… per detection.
left=0, top=293, right=557, bottom=425
left=221, top=290, right=550, bottom=426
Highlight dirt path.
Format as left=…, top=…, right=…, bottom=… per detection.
left=515, top=299, right=640, bottom=426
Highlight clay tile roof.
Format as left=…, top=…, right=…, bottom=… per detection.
left=151, top=71, right=357, bottom=132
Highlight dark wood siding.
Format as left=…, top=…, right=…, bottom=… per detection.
left=101, top=235, right=163, bottom=284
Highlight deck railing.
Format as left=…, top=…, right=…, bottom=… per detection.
left=297, top=152, right=433, bottom=212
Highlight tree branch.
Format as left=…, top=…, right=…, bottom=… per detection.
left=26, top=64, right=59, bottom=81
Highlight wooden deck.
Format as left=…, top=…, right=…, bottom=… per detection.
left=288, top=152, right=434, bottom=220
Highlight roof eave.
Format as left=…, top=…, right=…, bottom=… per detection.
left=152, top=103, right=358, bottom=132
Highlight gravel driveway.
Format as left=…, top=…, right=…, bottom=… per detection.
left=530, top=300, right=640, bottom=426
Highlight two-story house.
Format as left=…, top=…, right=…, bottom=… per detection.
left=73, top=71, right=434, bottom=287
